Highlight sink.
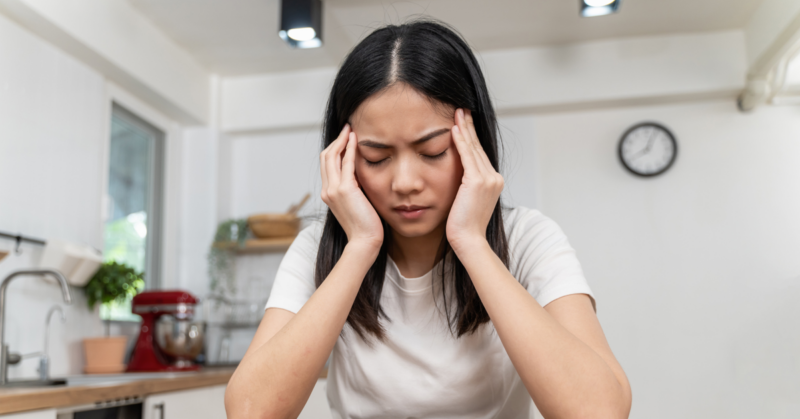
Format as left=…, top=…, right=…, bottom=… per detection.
left=1, top=367, right=233, bottom=388
left=65, top=371, right=200, bottom=387
left=0, top=378, right=66, bottom=388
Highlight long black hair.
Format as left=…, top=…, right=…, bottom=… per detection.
left=315, top=20, right=509, bottom=341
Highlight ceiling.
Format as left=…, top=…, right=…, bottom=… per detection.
left=129, top=0, right=766, bottom=76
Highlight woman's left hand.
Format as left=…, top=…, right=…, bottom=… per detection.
left=446, top=108, right=504, bottom=254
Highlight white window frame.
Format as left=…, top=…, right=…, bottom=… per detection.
left=102, top=82, right=182, bottom=289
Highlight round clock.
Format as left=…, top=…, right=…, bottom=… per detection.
left=618, top=122, right=677, bottom=177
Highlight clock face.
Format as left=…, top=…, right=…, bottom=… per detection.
left=618, top=123, right=677, bottom=177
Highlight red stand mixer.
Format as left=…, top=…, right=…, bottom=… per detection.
left=127, top=290, right=205, bottom=372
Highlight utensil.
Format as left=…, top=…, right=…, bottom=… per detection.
left=247, top=193, right=310, bottom=238
left=247, top=213, right=301, bottom=238
left=155, top=315, right=206, bottom=368
left=287, top=193, right=311, bottom=215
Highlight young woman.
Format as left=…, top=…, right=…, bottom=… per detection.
left=226, top=21, right=631, bottom=419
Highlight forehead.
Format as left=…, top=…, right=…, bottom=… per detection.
left=350, top=83, right=453, bottom=142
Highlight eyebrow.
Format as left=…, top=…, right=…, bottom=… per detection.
left=358, top=128, right=451, bottom=149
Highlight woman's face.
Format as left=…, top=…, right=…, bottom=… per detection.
left=350, top=83, right=463, bottom=239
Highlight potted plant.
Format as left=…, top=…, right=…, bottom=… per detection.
left=81, top=261, right=144, bottom=374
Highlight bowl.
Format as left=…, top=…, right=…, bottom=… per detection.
left=247, top=213, right=300, bottom=238
left=155, top=315, right=205, bottom=366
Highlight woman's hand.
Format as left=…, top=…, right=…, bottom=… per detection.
left=320, top=124, right=384, bottom=249
left=446, top=109, right=504, bottom=254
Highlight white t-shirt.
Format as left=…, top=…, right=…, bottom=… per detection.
left=265, top=206, right=595, bottom=419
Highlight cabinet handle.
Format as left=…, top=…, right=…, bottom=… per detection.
left=154, top=402, right=165, bottom=419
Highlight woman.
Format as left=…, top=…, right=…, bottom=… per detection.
left=225, top=20, right=631, bottom=419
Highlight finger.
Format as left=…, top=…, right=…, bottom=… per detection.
left=456, top=109, right=487, bottom=176
left=464, top=109, right=496, bottom=173
left=324, top=124, right=350, bottom=153
left=341, top=132, right=357, bottom=183
left=326, top=125, right=350, bottom=186
left=451, top=123, right=480, bottom=177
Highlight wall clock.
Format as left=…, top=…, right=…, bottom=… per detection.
left=618, top=122, right=677, bottom=177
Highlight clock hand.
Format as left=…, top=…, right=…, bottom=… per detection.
left=628, top=145, right=650, bottom=160
left=628, top=128, right=658, bottom=160
left=644, top=128, right=657, bottom=152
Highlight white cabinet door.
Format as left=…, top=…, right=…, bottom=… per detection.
left=0, top=410, right=56, bottom=419
left=143, top=385, right=227, bottom=419
left=298, top=379, right=332, bottom=419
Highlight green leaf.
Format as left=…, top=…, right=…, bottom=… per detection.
left=83, top=261, right=145, bottom=311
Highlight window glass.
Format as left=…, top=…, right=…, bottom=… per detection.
left=102, top=105, right=164, bottom=320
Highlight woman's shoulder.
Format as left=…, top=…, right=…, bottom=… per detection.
left=286, top=216, right=326, bottom=257
left=502, top=206, right=555, bottom=233
left=501, top=206, right=572, bottom=252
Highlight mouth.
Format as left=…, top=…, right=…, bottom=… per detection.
left=393, top=205, right=430, bottom=220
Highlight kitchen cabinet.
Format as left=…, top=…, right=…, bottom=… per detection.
left=143, top=385, right=227, bottom=419
left=0, top=410, right=56, bottom=419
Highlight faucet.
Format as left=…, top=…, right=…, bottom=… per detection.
left=0, top=269, right=72, bottom=386
left=39, top=305, right=66, bottom=381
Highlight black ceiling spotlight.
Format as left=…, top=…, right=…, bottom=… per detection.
left=581, top=0, right=620, bottom=17
left=279, top=0, right=323, bottom=49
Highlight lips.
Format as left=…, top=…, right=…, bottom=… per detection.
left=393, top=205, right=429, bottom=220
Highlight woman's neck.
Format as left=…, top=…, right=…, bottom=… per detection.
left=389, top=222, right=446, bottom=278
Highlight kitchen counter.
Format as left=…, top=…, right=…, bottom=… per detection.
left=0, top=367, right=329, bottom=415
left=0, top=368, right=234, bottom=415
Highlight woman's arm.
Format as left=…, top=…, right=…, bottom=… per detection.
left=225, top=241, right=379, bottom=419
left=455, top=241, right=631, bottom=419
left=226, top=124, right=384, bottom=419
left=446, top=109, right=631, bottom=419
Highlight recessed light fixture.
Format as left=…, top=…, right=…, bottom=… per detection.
left=581, top=0, right=620, bottom=17
left=279, top=0, right=322, bottom=49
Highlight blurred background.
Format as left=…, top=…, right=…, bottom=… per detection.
left=0, top=0, right=799, bottom=418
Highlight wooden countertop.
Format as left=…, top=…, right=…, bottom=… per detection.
left=0, top=367, right=329, bottom=415
left=0, top=368, right=234, bottom=415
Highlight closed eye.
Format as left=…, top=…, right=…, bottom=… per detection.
left=364, top=157, right=388, bottom=167
left=422, top=149, right=447, bottom=161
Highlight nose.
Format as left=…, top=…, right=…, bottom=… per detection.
left=391, top=157, right=424, bottom=195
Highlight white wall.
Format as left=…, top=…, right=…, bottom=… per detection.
left=220, top=31, right=748, bottom=132
left=530, top=100, right=800, bottom=418
left=0, top=0, right=211, bottom=124
left=0, top=11, right=105, bottom=378
left=0, top=10, right=197, bottom=378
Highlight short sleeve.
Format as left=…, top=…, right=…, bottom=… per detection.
left=265, top=221, right=323, bottom=314
left=504, top=207, right=596, bottom=311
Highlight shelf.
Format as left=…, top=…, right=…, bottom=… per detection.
left=212, top=237, right=295, bottom=254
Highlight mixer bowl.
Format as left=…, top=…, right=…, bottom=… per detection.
left=155, top=315, right=205, bottom=366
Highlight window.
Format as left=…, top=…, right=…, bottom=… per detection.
left=102, top=104, right=165, bottom=320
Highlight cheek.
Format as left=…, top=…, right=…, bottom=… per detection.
left=355, top=164, right=389, bottom=205
left=447, top=154, right=464, bottom=191
left=429, top=155, right=463, bottom=202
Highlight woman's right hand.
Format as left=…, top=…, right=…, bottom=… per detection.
left=320, top=124, right=384, bottom=250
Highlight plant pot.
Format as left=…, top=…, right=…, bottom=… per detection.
left=82, top=336, right=127, bottom=374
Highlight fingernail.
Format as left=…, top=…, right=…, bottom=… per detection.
left=453, top=125, right=460, bottom=134
left=458, top=109, right=464, bottom=119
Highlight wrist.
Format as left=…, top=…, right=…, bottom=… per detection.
left=449, top=234, right=490, bottom=258
left=344, top=238, right=382, bottom=259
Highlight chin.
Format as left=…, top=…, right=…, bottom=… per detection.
left=388, top=223, right=436, bottom=239
left=381, top=212, right=445, bottom=239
